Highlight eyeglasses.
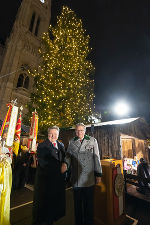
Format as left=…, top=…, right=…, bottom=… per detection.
left=76, top=130, right=85, bottom=132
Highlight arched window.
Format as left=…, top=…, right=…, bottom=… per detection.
left=17, top=74, right=24, bottom=88
left=35, top=16, right=40, bottom=36
left=29, top=12, right=36, bottom=32
left=24, top=76, right=29, bottom=89
left=16, top=73, right=30, bottom=90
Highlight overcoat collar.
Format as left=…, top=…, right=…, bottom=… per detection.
left=73, top=135, right=90, bottom=149
left=73, top=134, right=90, bottom=141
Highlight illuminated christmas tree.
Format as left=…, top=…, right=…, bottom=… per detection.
left=29, top=6, right=95, bottom=129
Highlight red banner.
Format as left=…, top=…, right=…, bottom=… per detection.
left=13, top=112, right=22, bottom=156
left=0, top=104, right=12, bottom=137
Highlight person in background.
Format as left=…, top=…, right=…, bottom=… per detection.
left=27, top=151, right=37, bottom=185
left=137, top=158, right=150, bottom=194
left=64, top=123, right=102, bottom=225
left=12, top=145, right=30, bottom=189
left=32, top=126, right=66, bottom=225
left=123, top=157, right=129, bottom=172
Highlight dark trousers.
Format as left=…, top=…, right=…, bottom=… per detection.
left=32, top=222, right=53, bottom=225
left=12, top=166, right=28, bottom=189
left=32, top=199, right=54, bottom=225
left=73, top=186, right=94, bottom=225
left=32, top=213, right=53, bottom=225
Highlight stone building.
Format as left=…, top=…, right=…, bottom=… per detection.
left=0, top=0, right=51, bottom=119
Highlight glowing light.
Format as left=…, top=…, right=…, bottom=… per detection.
left=113, top=101, right=130, bottom=116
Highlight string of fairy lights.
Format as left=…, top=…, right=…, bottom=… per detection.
left=29, top=6, right=95, bottom=128
left=0, top=65, right=30, bottom=79
left=0, top=69, right=22, bottom=79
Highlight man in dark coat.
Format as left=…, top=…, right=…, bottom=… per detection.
left=137, top=158, right=150, bottom=194
left=32, top=126, right=66, bottom=225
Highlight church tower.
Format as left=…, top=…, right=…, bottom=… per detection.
left=0, top=0, right=51, bottom=119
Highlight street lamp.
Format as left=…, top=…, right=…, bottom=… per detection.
left=113, top=101, right=130, bottom=116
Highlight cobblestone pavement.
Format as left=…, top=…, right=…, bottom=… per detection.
left=10, top=185, right=150, bottom=225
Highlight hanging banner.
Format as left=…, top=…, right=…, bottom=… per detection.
left=13, top=110, right=22, bottom=156
left=0, top=104, right=12, bottom=137
left=28, top=111, right=38, bottom=152
left=6, top=106, right=18, bottom=147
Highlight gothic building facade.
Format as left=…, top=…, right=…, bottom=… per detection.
left=0, top=0, right=51, bottom=119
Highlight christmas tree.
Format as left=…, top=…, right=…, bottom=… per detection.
left=29, top=6, right=95, bottom=129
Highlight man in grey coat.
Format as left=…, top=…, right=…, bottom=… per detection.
left=64, top=123, right=102, bottom=225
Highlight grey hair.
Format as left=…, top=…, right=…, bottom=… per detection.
left=75, top=123, right=86, bottom=131
left=48, top=126, right=60, bottom=133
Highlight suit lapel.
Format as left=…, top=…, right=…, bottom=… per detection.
left=73, top=139, right=81, bottom=149
left=57, top=141, right=61, bottom=151
left=45, top=139, right=61, bottom=161
left=45, top=139, right=52, bottom=148
left=79, top=139, right=89, bottom=152
left=45, top=139, right=58, bottom=152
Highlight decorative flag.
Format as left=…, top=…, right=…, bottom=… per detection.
left=0, top=104, right=12, bottom=137
left=28, top=110, right=38, bottom=152
left=6, top=105, right=19, bottom=147
left=13, top=108, right=22, bottom=156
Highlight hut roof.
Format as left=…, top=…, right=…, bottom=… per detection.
left=68, top=117, right=150, bottom=141
left=85, top=117, right=139, bottom=127
left=85, top=117, right=150, bottom=140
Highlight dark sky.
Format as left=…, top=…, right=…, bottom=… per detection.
left=52, top=0, right=150, bottom=122
left=1, top=0, right=150, bottom=122
left=0, top=0, right=22, bottom=44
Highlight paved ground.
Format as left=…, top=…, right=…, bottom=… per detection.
left=10, top=186, right=74, bottom=225
left=10, top=185, right=150, bottom=225
left=125, top=185, right=150, bottom=225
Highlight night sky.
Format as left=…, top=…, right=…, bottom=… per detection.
left=52, top=0, right=150, bottom=122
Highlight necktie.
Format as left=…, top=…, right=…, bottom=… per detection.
left=53, top=143, right=56, bottom=147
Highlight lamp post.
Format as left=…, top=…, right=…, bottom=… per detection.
left=113, top=101, right=130, bottom=117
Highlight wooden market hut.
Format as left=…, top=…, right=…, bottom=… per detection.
left=60, top=117, right=150, bottom=163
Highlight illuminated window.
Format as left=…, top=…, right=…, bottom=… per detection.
left=17, top=74, right=29, bottom=89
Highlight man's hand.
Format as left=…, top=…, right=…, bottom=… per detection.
left=61, top=163, right=67, bottom=174
left=96, top=177, right=102, bottom=184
